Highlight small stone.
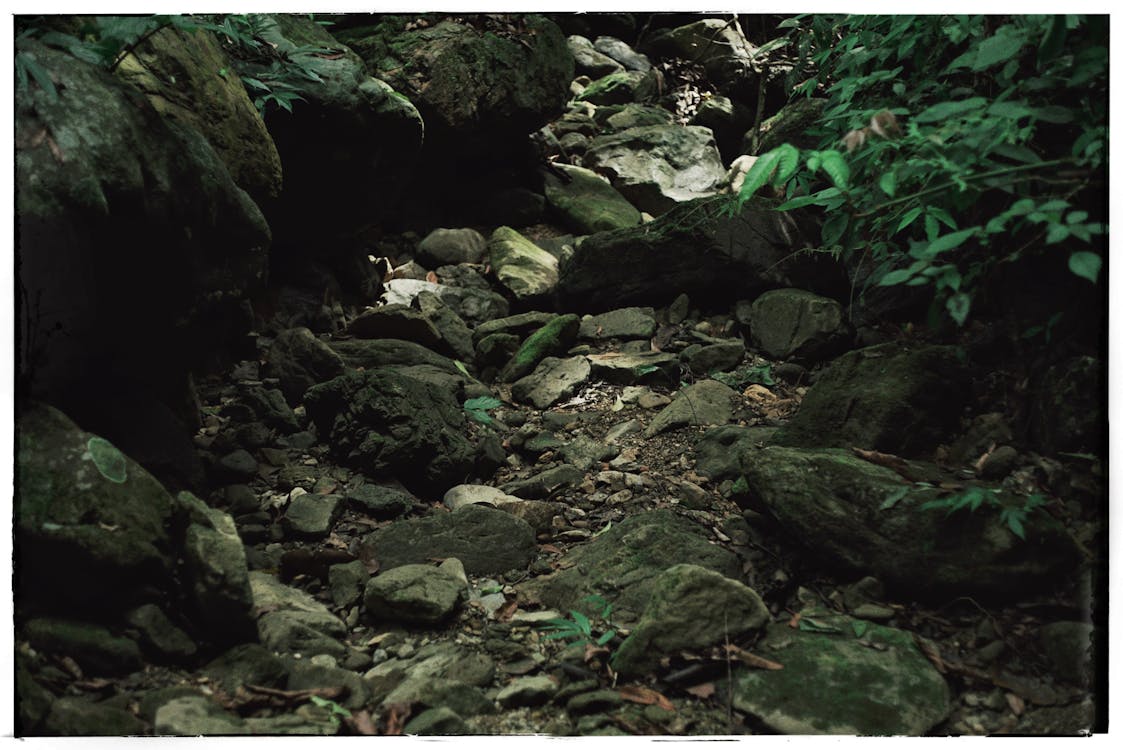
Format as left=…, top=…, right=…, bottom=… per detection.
left=978, top=445, right=1019, bottom=479
left=496, top=675, right=559, bottom=707
left=328, top=560, right=369, bottom=609
left=218, top=449, right=258, bottom=480
left=850, top=603, right=895, bottom=621
left=284, top=493, right=342, bottom=538
left=567, top=689, right=624, bottom=715
left=403, top=707, right=468, bottom=735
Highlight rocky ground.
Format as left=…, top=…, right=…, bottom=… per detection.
left=14, top=13, right=1103, bottom=737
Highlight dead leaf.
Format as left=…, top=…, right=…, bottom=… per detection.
left=619, top=685, right=675, bottom=711
left=46, top=134, right=65, bottom=164
left=74, top=678, right=113, bottom=691
left=851, top=447, right=917, bottom=481
left=1005, top=692, right=1026, bottom=716
left=345, top=709, right=378, bottom=735
left=495, top=599, right=519, bottom=622
left=911, top=633, right=948, bottom=674
left=787, top=611, right=802, bottom=629
left=583, top=644, right=612, bottom=663
left=383, top=702, right=411, bottom=736
left=684, top=682, right=717, bottom=699
left=97, top=522, right=119, bottom=532
left=974, top=443, right=997, bottom=473
left=314, top=52, right=346, bottom=60
left=725, top=644, right=783, bottom=670
left=538, top=543, right=563, bottom=554
left=57, top=655, right=84, bottom=680
left=425, top=271, right=439, bottom=284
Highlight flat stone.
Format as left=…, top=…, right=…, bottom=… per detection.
left=586, top=351, right=678, bottom=386
left=488, top=226, right=559, bottom=300
left=417, top=227, right=487, bottom=267
left=579, top=307, right=657, bottom=340
left=497, top=675, right=559, bottom=708
left=443, top=484, right=520, bottom=511
left=284, top=493, right=342, bottom=538
left=329, top=560, right=370, bottom=609
left=511, top=356, right=592, bottom=409
left=344, top=483, right=415, bottom=519
left=751, top=288, right=850, bottom=362
left=644, top=379, right=737, bottom=437
left=23, top=618, right=142, bottom=676
left=363, top=563, right=467, bottom=624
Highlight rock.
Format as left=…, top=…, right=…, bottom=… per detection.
left=542, top=163, right=643, bottom=234
left=417, top=228, right=488, bottom=267
left=499, top=314, right=581, bottom=382
left=266, top=327, right=347, bottom=406
left=750, top=288, right=850, bottom=362
left=501, top=465, right=585, bottom=500
left=250, top=572, right=349, bottom=659
left=380, top=279, right=510, bottom=326
left=560, top=437, right=620, bottom=471
left=416, top=291, right=476, bottom=363
left=154, top=695, right=248, bottom=735
left=586, top=351, right=679, bottom=386
left=523, top=509, right=741, bottom=626
left=284, top=493, right=343, bottom=538
left=576, top=70, right=656, bottom=105
left=690, top=94, right=752, bottom=162
left=329, top=337, right=463, bottom=377
left=114, top=24, right=282, bottom=204
left=771, top=343, right=970, bottom=456
left=593, top=36, right=652, bottom=73
left=304, top=368, right=475, bottom=494
left=403, top=707, right=469, bottom=735
left=23, top=618, right=143, bottom=676
left=568, top=35, right=625, bottom=77
left=579, top=307, right=657, bottom=340
left=347, top=304, right=447, bottom=354
left=649, top=18, right=758, bottom=87
left=694, top=424, right=761, bottom=483
left=488, top=226, right=560, bottom=301
left=236, top=385, right=300, bottom=432
left=243, top=706, right=340, bottom=735
left=496, top=675, right=559, bottom=708
left=364, top=563, right=467, bottom=624
left=217, top=449, right=258, bottom=481
left=16, top=40, right=269, bottom=411
left=681, top=340, right=745, bottom=374
left=512, top=356, right=592, bottom=409
left=567, top=689, right=624, bottom=715
left=644, top=380, right=738, bottom=437
left=173, top=491, right=257, bottom=644
left=1039, top=621, right=1095, bottom=686
left=612, top=564, right=769, bottom=676
left=15, top=659, right=54, bottom=734
left=43, top=696, right=148, bottom=736
left=255, top=15, right=423, bottom=247
left=555, top=199, right=846, bottom=312
left=344, top=483, right=415, bottom=519
left=741, top=447, right=1081, bottom=598
left=1029, top=355, right=1104, bottom=455
left=753, top=97, right=828, bottom=155
left=978, top=445, right=1020, bottom=479
left=600, top=103, right=674, bottom=131
left=366, top=504, right=537, bottom=575
left=728, top=618, right=951, bottom=734
left=204, top=642, right=290, bottom=695
left=583, top=125, right=725, bottom=214
left=287, top=662, right=373, bottom=711
left=15, top=403, right=175, bottom=613
left=948, top=413, right=1015, bottom=466
left=329, top=560, right=370, bottom=609
left=124, top=604, right=198, bottom=663
left=443, top=484, right=518, bottom=510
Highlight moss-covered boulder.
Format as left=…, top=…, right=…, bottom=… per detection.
left=576, top=69, right=656, bottom=105
left=304, top=368, right=475, bottom=494
left=728, top=617, right=951, bottom=734
left=488, top=226, right=561, bottom=301
left=582, top=125, right=726, bottom=215
left=499, top=313, right=581, bottom=382
left=750, top=288, right=852, bottom=363
left=521, top=510, right=742, bottom=625
left=555, top=198, right=847, bottom=312
left=542, top=163, right=643, bottom=234
left=771, top=343, right=969, bottom=456
left=740, top=446, right=1081, bottom=598
left=16, top=403, right=174, bottom=614
left=255, top=14, right=423, bottom=248
left=115, top=25, right=282, bottom=204
left=16, top=39, right=270, bottom=406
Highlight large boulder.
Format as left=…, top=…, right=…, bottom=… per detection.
left=16, top=39, right=270, bottom=409
left=749, top=288, right=852, bottom=363
left=114, top=24, right=283, bottom=204
left=542, top=163, right=643, bottom=234
left=488, top=226, right=560, bottom=301
left=265, top=327, right=348, bottom=406
left=15, top=404, right=174, bottom=614
left=555, top=198, right=847, bottom=312
left=740, top=447, right=1081, bottom=598
left=648, top=18, right=758, bottom=89
left=303, top=368, right=475, bottom=494
left=255, top=15, right=424, bottom=247
left=582, top=125, right=726, bottom=214
left=771, top=343, right=969, bottom=456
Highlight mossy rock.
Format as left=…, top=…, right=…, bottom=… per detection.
left=499, top=313, right=580, bottom=382
left=488, top=226, right=560, bottom=301
left=542, top=163, right=642, bottom=234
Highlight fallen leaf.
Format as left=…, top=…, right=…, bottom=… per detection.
left=619, top=685, right=675, bottom=712
left=383, top=702, right=411, bottom=736
left=787, top=611, right=802, bottom=629
left=725, top=644, right=783, bottom=670
left=57, top=655, right=84, bottom=680
left=851, top=447, right=917, bottom=481
left=74, top=678, right=113, bottom=691
left=975, top=444, right=997, bottom=473
left=314, top=52, right=346, bottom=60
left=495, top=599, right=519, bottom=622
left=46, top=134, right=65, bottom=164
left=684, top=682, right=716, bottom=699
left=425, top=271, right=439, bottom=284
left=345, top=709, right=378, bottom=735
left=1005, top=692, right=1026, bottom=716
left=538, top=543, right=563, bottom=554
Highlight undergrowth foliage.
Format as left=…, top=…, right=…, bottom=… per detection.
left=732, top=15, right=1107, bottom=326
left=15, top=13, right=335, bottom=118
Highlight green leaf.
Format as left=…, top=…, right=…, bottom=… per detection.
left=821, top=213, right=849, bottom=247
left=927, top=227, right=977, bottom=256
left=596, top=630, right=616, bottom=646
left=1046, top=224, right=1070, bottom=244
left=1037, top=15, right=1068, bottom=66
left=971, top=26, right=1026, bottom=70
left=946, top=292, right=971, bottom=325
left=737, top=149, right=781, bottom=203
left=776, top=188, right=842, bottom=211
left=309, top=695, right=351, bottom=718
left=1034, top=105, right=1074, bottom=123
left=465, top=396, right=502, bottom=411
left=570, top=610, right=592, bottom=635
left=16, top=52, right=58, bottom=101
left=818, top=150, right=850, bottom=189
left=1068, top=251, right=1101, bottom=283
left=878, top=268, right=915, bottom=286
left=915, top=97, right=987, bottom=123
left=879, top=172, right=897, bottom=198
left=774, top=143, right=801, bottom=184
left=852, top=620, right=870, bottom=638
left=453, top=360, right=472, bottom=378
left=1066, top=210, right=1089, bottom=224
left=1003, top=511, right=1026, bottom=540
left=879, top=487, right=909, bottom=510
left=896, top=206, right=924, bottom=234
left=988, top=101, right=1035, bottom=119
